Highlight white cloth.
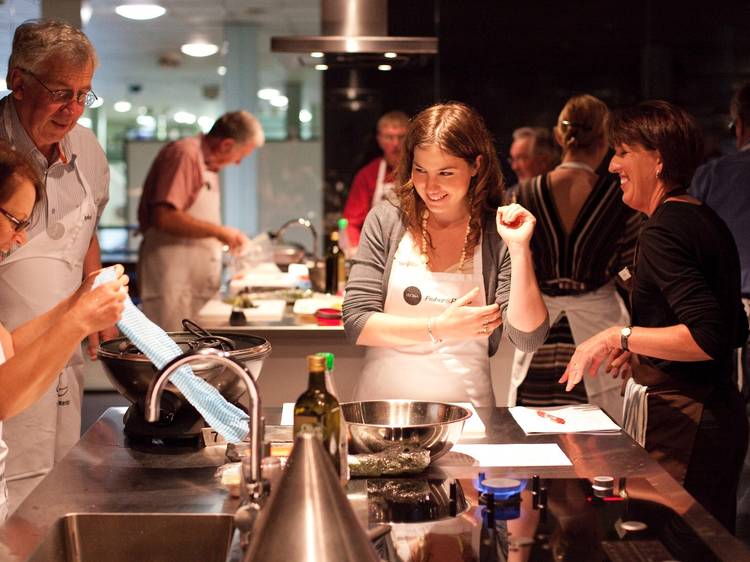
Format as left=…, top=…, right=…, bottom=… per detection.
left=370, top=159, right=395, bottom=207
left=622, top=377, right=648, bottom=447
left=139, top=161, right=223, bottom=331
left=508, top=282, right=629, bottom=424
left=353, top=232, right=494, bottom=407
left=0, top=100, right=103, bottom=513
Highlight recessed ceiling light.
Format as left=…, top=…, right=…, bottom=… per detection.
left=113, top=100, right=132, bottom=112
left=90, top=97, right=104, bottom=109
left=217, top=66, right=227, bottom=76
left=77, top=117, right=92, bottom=128
left=197, top=116, right=214, bottom=132
left=314, top=64, right=328, bottom=71
left=115, top=4, right=166, bottom=20
left=173, top=111, right=197, bottom=124
left=299, top=109, right=312, bottom=123
left=310, top=52, right=324, bottom=58
left=270, top=95, right=289, bottom=108
left=181, top=42, right=219, bottom=58
left=136, top=115, right=156, bottom=128
left=384, top=52, right=397, bottom=59
left=257, top=88, right=280, bottom=100
left=378, top=64, right=392, bottom=71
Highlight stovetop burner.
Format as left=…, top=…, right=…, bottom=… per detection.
left=370, top=476, right=719, bottom=562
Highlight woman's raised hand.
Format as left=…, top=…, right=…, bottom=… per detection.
left=432, top=286, right=502, bottom=341
left=496, top=204, right=536, bottom=247
left=70, top=266, right=129, bottom=336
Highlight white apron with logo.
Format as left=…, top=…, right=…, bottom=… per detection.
left=370, top=159, right=395, bottom=207
left=508, top=282, right=629, bottom=424
left=0, top=102, right=98, bottom=512
left=139, top=165, right=222, bottom=331
left=354, top=232, right=494, bottom=407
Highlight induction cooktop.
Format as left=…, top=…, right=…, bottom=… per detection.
left=366, top=475, right=718, bottom=562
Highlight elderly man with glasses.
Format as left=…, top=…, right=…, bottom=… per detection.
left=0, top=19, right=112, bottom=513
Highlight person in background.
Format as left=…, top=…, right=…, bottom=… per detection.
left=0, top=143, right=127, bottom=519
left=342, top=110, right=409, bottom=249
left=0, top=19, right=114, bottom=512
left=137, top=110, right=264, bottom=331
left=343, top=102, right=548, bottom=407
left=690, top=82, right=750, bottom=392
left=505, top=126, right=559, bottom=203
left=689, top=82, right=750, bottom=538
left=563, top=100, right=748, bottom=532
left=510, top=95, right=642, bottom=424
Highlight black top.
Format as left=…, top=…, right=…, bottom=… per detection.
left=632, top=201, right=749, bottom=382
left=517, top=164, right=642, bottom=296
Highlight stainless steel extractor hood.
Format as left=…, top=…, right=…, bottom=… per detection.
left=271, top=0, right=437, bottom=55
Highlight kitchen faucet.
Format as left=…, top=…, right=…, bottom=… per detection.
left=144, top=348, right=265, bottom=507
left=273, top=217, right=319, bottom=259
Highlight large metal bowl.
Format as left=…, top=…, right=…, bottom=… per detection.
left=341, top=400, right=471, bottom=461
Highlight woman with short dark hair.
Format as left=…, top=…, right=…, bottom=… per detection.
left=562, top=100, right=748, bottom=532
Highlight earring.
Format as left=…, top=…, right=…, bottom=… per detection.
left=656, top=169, right=662, bottom=179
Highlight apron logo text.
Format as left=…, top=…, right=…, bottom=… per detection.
left=403, top=286, right=422, bottom=305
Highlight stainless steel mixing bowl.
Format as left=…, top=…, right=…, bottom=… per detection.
left=341, top=400, right=471, bottom=461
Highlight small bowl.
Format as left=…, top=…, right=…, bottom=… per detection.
left=341, top=400, right=471, bottom=461
left=314, top=307, right=342, bottom=326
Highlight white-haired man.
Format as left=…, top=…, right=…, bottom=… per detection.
left=0, top=19, right=113, bottom=512
left=137, top=110, right=264, bottom=330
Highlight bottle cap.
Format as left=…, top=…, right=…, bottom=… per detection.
left=331, top=231, right=340, bottom=241
left=338, top=217, right=348, bottom=229
left=316, top=352, right=335, bottom=371
left=307, top=354, right=326, bottom=371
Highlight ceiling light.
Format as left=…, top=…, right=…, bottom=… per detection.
left=299, top=109, right=312, bottom=123
left=113, top=100, right=132, bottom=112
left=90, top=97, right=104, bottom=109
left=257, top=88, right=280, bottom=100
left=0, top=79, right=8, bottom=91
left=173, top=111, right=197, bottom=124
left=217, top=66, right=227, bottom=76
left=197, top=116, right=214, bottom=132
left=77, top=117, right=92, bottom=128
left=314, top=64, right=328, bottom=71
left=378, top=64, right=392, bottom=71
left=136, top=115, right=156, bottom=128
left=310, top=52, right=324, bottom=58
left=270, top=95, right=289, bottom=108
left=115, top=4, right=166, bottom=20
left=181, top=42, right=219, bottom=58
left=384, top=52, right=397, bottom=58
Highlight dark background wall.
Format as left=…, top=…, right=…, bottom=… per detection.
left=324, top=0, right=750, bottom=221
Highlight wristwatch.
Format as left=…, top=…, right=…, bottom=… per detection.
left=620, top=326, right=632, bottom=351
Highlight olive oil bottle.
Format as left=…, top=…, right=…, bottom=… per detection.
left=293, top=354, right=348, bottom=484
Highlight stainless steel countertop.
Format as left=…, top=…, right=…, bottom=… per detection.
left=1, top=406, right=748, bottom=561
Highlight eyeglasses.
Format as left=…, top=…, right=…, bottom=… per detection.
left=21, top=69, right=98, bottom=108
left=0, top=207, right=30, bottom=232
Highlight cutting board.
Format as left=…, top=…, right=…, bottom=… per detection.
left=198, top=299, right=287, bottom=323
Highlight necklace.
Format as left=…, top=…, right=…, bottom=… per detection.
left=420, top=208, right=472, bottom=272
left=557, top=161, right=596, bottom=174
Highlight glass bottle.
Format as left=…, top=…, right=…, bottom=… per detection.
left=325, top=231, right=346, bottom=295
left=293, top=354, right=348, bottom=484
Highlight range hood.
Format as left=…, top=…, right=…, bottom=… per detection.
left=271, top=0, right=437, bottom=55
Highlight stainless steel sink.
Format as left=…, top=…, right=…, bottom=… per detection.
left=27, top=513, right=235, bottom=562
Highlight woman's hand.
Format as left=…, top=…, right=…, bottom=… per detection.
left=559, top=327, right=626, bottom=391
left=433, top=287, right=502, bottom=341
left=496, top=204, right=536, bottom=248
left=75, top=265, right=129, bottom=358
left=69, top=279, right=128, bottom=337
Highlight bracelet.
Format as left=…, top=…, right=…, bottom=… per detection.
left=427, top=317, right=442, bottom=344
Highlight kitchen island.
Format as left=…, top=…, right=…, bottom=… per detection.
left=1, top=407, right=748, bottom=561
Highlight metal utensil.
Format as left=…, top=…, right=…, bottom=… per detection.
left=341, top=400, right=471, bottom=461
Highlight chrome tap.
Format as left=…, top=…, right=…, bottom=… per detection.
left=273, top=217, right=319, bottom=259
left=144, top=348, right=264, bottom=491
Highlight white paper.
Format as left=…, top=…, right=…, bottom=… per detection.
left=451, top=402, right=486, bottom=438
left=281, top=402, right=295, bottom=426
left=509, top=404, right=621, bottom=434
left=450, top=443, right=572, bottom=467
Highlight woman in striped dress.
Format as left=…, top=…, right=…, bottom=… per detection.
left=510, top=95, right=642, bottom=424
